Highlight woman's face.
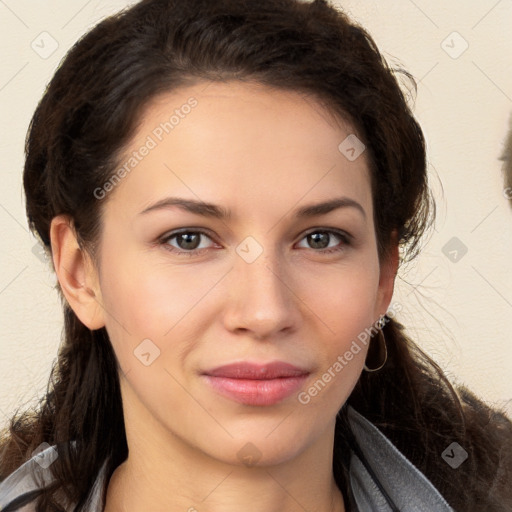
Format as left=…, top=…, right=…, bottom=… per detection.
left=87, top=81, right=396, bottom=466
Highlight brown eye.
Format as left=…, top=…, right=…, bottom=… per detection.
left=160, top=230, right=216, bottom=256
left=297, top=229, right=351, bottom=254
left=307, top=232, right=330, bottom=249
left=175, top=232, right=202, bottom=250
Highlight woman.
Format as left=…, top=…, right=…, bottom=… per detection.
left=0, top=0, right=511, bottom=510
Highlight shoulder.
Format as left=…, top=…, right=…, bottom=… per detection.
left=346, top=406, right=455, bottom=511
left=0, top=443, right=58, bottom=511
left=457, top=386, right=512, bottom=506
left=346, top=387, right=512, bottom=511
left=0, top=440, right=110, bottom=512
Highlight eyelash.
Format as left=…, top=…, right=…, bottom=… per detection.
left=158, top=228, right=352, bottom=257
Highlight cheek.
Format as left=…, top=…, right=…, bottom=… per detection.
left=306, top=257, right=381, bottom=337
left=299, top=258, right=380, bottom=398
left=96, top=260, right=204, bottom=423
left=97, top=250, right=224, bottom=371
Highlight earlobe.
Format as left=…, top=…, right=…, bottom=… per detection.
left=50, top=215, right=105, bottom=330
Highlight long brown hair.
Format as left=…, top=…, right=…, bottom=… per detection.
left=1, top=0, right=511, bottom=510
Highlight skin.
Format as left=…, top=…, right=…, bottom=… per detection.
left=50, top=81, right=398, bottom=512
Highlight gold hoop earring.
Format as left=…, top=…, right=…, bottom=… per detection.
left=363, top=320, right=388, bottom=372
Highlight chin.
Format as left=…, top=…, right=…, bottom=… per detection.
left=201, top=419, right=322, bottom=468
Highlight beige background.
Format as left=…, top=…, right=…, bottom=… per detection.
left=1, top=0, right=511, bottom=428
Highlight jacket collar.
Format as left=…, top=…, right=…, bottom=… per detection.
left=346, top=406, right=453, bottom=511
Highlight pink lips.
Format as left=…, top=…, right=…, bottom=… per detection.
left=201, top=362, right=310, bottom=406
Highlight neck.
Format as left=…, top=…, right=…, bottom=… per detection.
left=104, top=384, right=346, bottom=512
left=105, top=461, right=346, bottom=512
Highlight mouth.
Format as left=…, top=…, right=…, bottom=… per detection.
left=201, top=361, right=310, bottom=406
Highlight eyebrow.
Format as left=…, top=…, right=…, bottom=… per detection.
left=139, top=196, right=366, bottom=220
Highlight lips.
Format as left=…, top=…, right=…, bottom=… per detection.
left=201, top=361, right=310, bottom=406
left=204, top=361, right=309, bottom=379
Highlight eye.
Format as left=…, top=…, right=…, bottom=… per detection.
left=296, top=229, right=351, bottom=254
left=158, top=228, right=352, bottom=257
left=160, top=229, right=217, bottom=256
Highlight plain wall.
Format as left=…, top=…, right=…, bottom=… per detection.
left=1, top=0, right=511, bottom=428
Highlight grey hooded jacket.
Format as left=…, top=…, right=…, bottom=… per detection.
left=0, top=406, right=454, bottom=511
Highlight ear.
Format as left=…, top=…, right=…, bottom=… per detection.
left=376, top=229, right=399, bottom=317
left=49, top=215, right=105, bottom=330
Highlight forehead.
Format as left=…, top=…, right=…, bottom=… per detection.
left=104, top=80, right=373, bottom=223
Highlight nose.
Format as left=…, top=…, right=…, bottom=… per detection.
left=221, top=246, right=300, bottom=340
